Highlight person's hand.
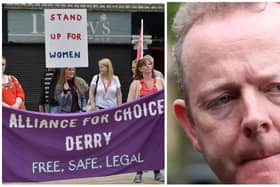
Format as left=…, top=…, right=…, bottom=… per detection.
left=39, top=105, right=44, bottom=112
left=11, top=97, right=23, bottom=109
left=86, top=104, right=96, bottom=112
left=90, top=104, right=98, bottom=111
left=2, top=102, right=10, bottom=108
left=11, top=104, right=20, bottom=109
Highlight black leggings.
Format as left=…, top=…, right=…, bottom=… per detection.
left=137, top=170, right=160, bottom=175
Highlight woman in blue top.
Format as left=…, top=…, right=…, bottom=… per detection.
left=56, top=67, right=88, bottom=113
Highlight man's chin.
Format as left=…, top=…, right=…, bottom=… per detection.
left=236, top=173, right=280, bottom=184
left=235, top=154, right=280, bottom=184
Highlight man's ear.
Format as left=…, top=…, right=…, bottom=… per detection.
left=173, top=99, right=202, bottom=153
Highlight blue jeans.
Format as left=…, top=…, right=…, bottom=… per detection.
left=44, top=104, right=60, bottom=113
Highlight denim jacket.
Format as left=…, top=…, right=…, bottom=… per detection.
left=56, top=78, right=87, bottom=113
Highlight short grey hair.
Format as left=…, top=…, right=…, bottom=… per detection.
left=171, top=2, right=271, bottom=123
left=172, top=2, right=267, bottom=102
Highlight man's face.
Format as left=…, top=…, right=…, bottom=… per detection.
left=177, top=4, right=280, bottom=183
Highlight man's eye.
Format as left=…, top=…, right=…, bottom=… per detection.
left=269, top=83, right=280, bottom=92
left=208, top=95, right=236, bottom=109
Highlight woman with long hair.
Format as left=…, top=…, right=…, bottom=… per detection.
left=127, top=56, right=164, bottom=183
left=56, top=67, right=88, bottom=113
left=88, top=58, right=122, bottom=110
left=127, top=57, right=164, bottom=101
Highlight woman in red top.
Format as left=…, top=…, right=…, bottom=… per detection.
left=127, top=56, right=164, bottom=183
left=127, top=57, right=164, bottom=101
left=2, top=57, right=25, bottom=110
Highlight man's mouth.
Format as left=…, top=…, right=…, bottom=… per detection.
left=240, top=152, right=280, bottom=165
left=236, top=152, right=280, bottom=183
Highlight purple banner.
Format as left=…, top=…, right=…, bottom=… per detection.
left=3, top=90, right=164, bottom=182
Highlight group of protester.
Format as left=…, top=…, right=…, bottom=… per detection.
left=2, top=54, right=164, bottom=183
left=38, top=58, right=120, bottom=113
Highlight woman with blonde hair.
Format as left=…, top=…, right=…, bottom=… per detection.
left=127, top=56, right=164, bottom=183
left=88, top=58, right=122, bottom=110
left=56, top=67, right=88, bottom=113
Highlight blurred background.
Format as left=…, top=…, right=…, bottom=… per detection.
left=167, top=2, right=219, bottom=184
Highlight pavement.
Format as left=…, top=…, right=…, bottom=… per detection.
left=40, top=170, right=165, bottom=184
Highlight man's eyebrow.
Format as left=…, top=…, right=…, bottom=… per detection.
left=250, top=73, right=280, bottom=84
left=195, top=73, right=280, bottom=106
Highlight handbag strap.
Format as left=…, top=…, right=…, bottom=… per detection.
left=94, top=74, right=99, bottom=98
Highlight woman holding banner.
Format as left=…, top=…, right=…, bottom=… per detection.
left=88, top=58, right=122, bottom=110
left=56, top=67, right=88, bottom=113
left=127, top=56, right=164, bottom=183
left=2, top=56, right=26, bottom=110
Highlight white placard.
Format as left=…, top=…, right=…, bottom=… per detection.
left=44, top=9, right=88, bottom=68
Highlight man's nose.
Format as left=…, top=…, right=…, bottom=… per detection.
left=241, top=88, right=272, bottom=138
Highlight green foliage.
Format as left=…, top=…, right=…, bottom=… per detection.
left=167, top=3, right=181, bottom=43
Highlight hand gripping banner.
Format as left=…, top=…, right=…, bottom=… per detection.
left=3, top=90, right=164, bottom=182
